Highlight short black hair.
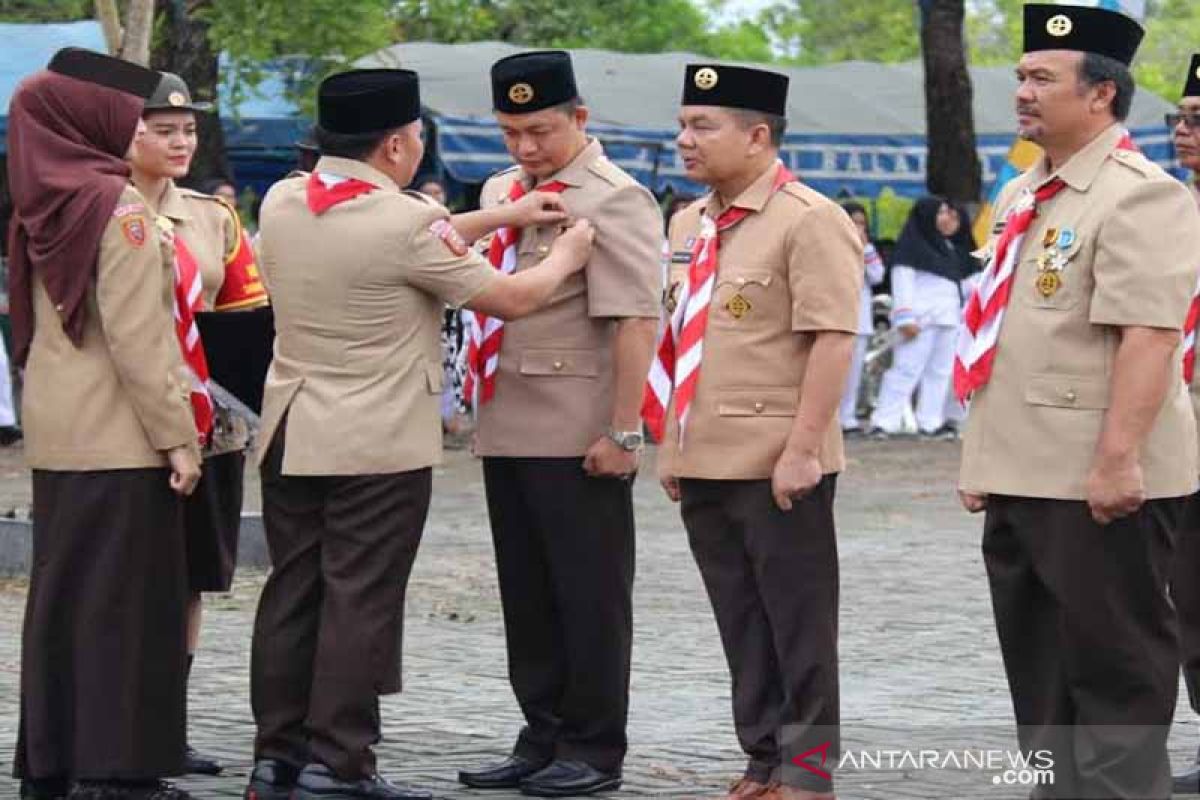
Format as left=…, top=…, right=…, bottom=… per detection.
left=549, top=96, right=585, bottom=116
left=731, top=109, right=787, bottom=148
left=1077, top=52, right=1135, bottom=121
left=312, top=123, right=401, bottom=161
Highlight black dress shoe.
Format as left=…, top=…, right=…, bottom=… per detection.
left=459, top=755, right=552, bottom=789
left=244, top=759, right=302, bottom=800
left=21, top=777, right=68, bottom=799
left=1174, top=761, right=1200, bottom=795
left=293, top=763, right=432, bottom=799
left=519, top=760, right=621, bottom=797
left=68, top=781, right=193, bottom=799
left=184, top=745, right=224, bottom=776
left=0, top=426, right=23, bottom=446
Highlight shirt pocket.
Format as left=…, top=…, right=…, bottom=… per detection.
left=711, top=270, right=775, bottom=325
left=519, top=348, right=599, bottom=379
left=1024, top=373, right=1109, bottom=410
left=715, top=387, right=797, bottom=417
left=1015, top=234, right=1086, bottom=311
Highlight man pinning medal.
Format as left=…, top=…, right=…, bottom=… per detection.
left=956, top=6, right=1200, bottom=798
left=646, top=64, right=863, bottom=800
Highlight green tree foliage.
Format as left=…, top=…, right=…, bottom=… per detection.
left=758, top=0, right=921, bottom=64
left=0, top=0, right=90, bottom=22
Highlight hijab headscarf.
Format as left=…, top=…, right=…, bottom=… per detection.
left=6, top=50, right=156, bottom=365
left=890, top=195, right=979, bottom=282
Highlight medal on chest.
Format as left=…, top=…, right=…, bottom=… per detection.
left=1034, top=226, right=1076, bottom=298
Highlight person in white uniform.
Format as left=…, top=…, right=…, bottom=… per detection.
left=868, top=196, right=978, bottom=438
left=838, top=201, right=886, bottom=435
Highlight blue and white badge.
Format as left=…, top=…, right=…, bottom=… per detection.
left=1057, top=228, right=1076, bottom=249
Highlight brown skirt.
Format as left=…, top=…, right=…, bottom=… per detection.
left=184, top=450, right=245, bottom=592
left=15, top=468, right=188, bottom=781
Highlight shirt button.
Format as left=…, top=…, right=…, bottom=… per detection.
left=737, top=278, right=747, bottom=286
left=537, top=245, right=550, bottom=256
left=1065, top=390, right=1077, bottom=403
left=54, top=303, right=64, bottom=312
left=553, top=360, right=564, bottom=371
left=754, top=402, right=765, bottom=414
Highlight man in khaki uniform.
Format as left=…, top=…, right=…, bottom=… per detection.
left=957, top=7, right=1200, bottom=798
left=1167, top=54, right=1200, bottom=795
left=650, top=65, right=862, bottom=800
left=456, top=51, right=663, bottom=799
left=246, top=68, right=593, bottom=800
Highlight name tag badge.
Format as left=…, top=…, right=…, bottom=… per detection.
left=671, top=251, right=692, bottom=264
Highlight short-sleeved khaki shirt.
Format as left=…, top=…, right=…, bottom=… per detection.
left=256, top=156, right=498, bottom=475
left=960, top=124, right=1200, bottom=500
left=656, top=163, right=864, bottom=480
left=474, top=138, right=664, bottom=457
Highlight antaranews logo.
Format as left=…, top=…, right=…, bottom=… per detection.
left=790, top=744, right=1055, bottom=790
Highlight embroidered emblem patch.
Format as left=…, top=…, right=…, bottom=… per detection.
left=121, top=216, right=147, bottom=247
left=429, top=218, right=468, bottom=256
left=725, top=292, right=752, bottom=320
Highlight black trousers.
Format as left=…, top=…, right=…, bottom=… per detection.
left=183, top=449, right=245, bottom=593
left=483, top=457, right=635, bottom=773
left=679, top=476, right=840, bottom=792
left=1173, top=492, right=1200, bottom=719
left=983, top=495, right=1182, bottom=800
left=250, top=422, right=432, bottom=780
left=16, top=468, right=188, bottom=781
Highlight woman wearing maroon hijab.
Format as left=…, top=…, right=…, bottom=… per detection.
left=8, top=48, right=202, bottom=800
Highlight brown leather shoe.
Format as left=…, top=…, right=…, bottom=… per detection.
left=724, top=778, right=774, bottom=799
left=761, top=785, right=835, bottom=800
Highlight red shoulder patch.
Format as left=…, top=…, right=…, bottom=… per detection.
left=121, top=216, right=147, bottom=248
left=428, top=218, right=468, bottom=257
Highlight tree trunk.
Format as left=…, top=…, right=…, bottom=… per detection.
left=920, top=0, right=982, bottom=203
left=94, top=0, right=123, bottom=54
left=119, top=0, right=155, bottom=65
left=151, top=0, right=231, bottom=183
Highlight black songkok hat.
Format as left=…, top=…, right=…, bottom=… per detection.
left=47, top=47, right=159, bottom=98
left=1022, top=4, right=1144, bottom=66
left=1184, top=54, right=1200, bottom=98
left=491, top=51, right=579, bottom=114
left=681, top=64, right=789, bottom=116
left=318, top=69, right=421, bottom=135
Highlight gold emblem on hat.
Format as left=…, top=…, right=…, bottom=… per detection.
left=1036, top=270, right=1062, bottom=298
left=694, top=68, right=719, bottom=91
left=167, top=91, right=187, bottom=107
left=725, top=292, right=752, bottom=319
left=1195, top=65, right=1200, bottom=80
left=508, top=82, right=535, bottom=105
left=1046, top=14, right=1073, bottom=38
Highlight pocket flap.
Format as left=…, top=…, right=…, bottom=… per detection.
left=425, top=361, right=445, bottom=394
left=519, top=349, right=599, bottom=378
left=716, top=270, right=773, bottom=289
left=1025, top=374, right=1109, bottom=410
left=716, top=387, right=797, bottom=417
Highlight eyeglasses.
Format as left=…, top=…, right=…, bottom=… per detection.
left=1166, top=112, right=1200, bottom=129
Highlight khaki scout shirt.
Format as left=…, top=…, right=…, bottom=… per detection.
left=475, top=139, right=664, bottom=457
left=159, top=180, right=266, bottom=456
left=960, top=125, right=1200, bottom=500
left=256, top=156, right=499, bottom=476
left=657, top=163, right=864, bottom=480
left=22, top=185, right=198, bottom=470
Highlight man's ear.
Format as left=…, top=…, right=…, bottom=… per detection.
left=574, top=104, right=590, bottom=130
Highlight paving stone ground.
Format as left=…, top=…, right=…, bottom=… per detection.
left=0, top=440, right=1196, bottom=799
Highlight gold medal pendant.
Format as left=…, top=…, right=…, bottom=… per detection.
left=1036, top=270, right=1061, bottom=298
left=725, top=292, right=752, bottom=320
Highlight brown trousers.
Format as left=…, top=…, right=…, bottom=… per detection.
left=16, top=468, right=188, bottom=781
left=1173, top=492, right=1200, bottom=719
left=983, top=495, right=1182, bottom=800
left=483, top=457, right=635, bottom=773
left=250, top=422, right=431, bottom=780
left=679, top=475, right=840, bottom=793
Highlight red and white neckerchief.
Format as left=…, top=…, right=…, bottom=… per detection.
left=642, top=163, right=796, bottom=444
left=306, top=171, right=376, bottom=214
left=1184, top=272, right=1200, bottom=384
left=462, top=178, right=567, bottom=406
left=171, top=235, right=214, bottom=445
left=953, top=131, right=1138, bottom=402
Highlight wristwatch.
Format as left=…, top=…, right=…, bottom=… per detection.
left=606, top=428, right=644, bottom=451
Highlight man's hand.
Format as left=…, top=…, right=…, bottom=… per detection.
left=506, top=190, right=570, bottom=229
left=583, top=436, right=639, bottom=479
left=1085, top=452, right=1145, bottom=525
left=771, top=449, right=822, bottom=512
left=959, top=491, right=987, bottom=513
left=167, top=445, right=201, bottom=496
left=549, top=219, right=595, bottom=273
left=898, top=323, right=921, bottom=341
left=661, top=474, right=681, bottom=503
